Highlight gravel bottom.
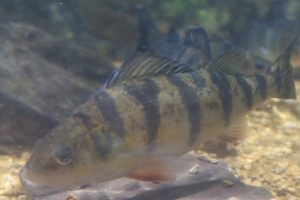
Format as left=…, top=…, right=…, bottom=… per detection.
left=1, top=81, right=300, bottom=200
left=0, top=150, right=29, bottom=200
left=198, top=80, right=300, bottom=200
left=226, top=82, right=300, bottom=200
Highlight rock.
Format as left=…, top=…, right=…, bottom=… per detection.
left=20, top=153, right=272, bottom=200
left=0, top=1, right=83, bottom=41
left=0, top=22, right=114, bottom=147
left=0, top=22, right=113, bottom=121
left=0, top=22, right=114, bottom=84
left=0, top=91, right=57, bottom=148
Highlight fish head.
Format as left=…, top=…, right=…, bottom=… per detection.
left=22, top=116, right=131, bottom=188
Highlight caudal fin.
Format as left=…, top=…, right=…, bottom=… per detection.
left=269, top=40, right=297, bottom=99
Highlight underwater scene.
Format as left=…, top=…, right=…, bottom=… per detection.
left=0, top=0, right=300, bottom=200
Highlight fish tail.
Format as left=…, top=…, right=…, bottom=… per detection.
left=268, top=40, right=297, bottom=99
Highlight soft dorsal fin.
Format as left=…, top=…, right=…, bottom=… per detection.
left=205, top=51, right=258, bottom=75
left=104, top=53, right=194, bottom=88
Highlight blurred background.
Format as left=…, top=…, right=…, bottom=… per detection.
left=1, top=0, right=300, bottom=61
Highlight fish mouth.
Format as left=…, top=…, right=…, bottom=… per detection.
left=19, top=167, right=64, bottom=197
left=19, top=166, right=33, bottom=187
left=19, top=165, right=39, bottom=185
left=19, top=166, right=43, bottom=190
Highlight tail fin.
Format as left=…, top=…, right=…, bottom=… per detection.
left=269, top=40, right=296, bottom=99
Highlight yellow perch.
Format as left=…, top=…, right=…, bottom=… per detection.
left=22, top=33, right=296, bottom=188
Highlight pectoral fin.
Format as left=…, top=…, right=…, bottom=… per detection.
left=127, top=168, right=171, bottom=182
left=127, top=158, right=174, bottom=182
left=221, top=117, right=248, bottom=142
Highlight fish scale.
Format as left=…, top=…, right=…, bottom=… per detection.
left=77, top=68, right=275, bottom=153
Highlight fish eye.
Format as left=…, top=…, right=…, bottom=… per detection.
left=53, top=145, right=73, bottom=165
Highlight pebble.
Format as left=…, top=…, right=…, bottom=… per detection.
left=198, top=156, right=218, bottom=164
left=272, top=165, right=287, bottom=174
left=222, top=179, right=235, bottom=188
left=188, top=164, right=200, bottom=174
left=16, top=195, right=27, bottom=200
left=66, top=194, right=78, bottom=200
left=243, top=163, right=252, bottom=170
left=227, top=197, right=240, bottom=200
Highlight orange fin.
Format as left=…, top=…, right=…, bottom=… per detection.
left=127, top=168, right=171, bottom=182
left=127, top=158, right=174, bottom=182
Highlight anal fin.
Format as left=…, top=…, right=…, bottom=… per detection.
left=200, top=118, right=247, bottom=157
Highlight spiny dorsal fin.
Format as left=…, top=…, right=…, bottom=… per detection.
left=155, top=27, right=210, bottom=69
left=184, top=27, right=211, bottom=60
left=205, top=51, right=258, bottom=75
left=104, top=53, right=193, bottom=88
left=209, top=35, right=235, bottom=59
left=136, top=6, right=160, bottom=53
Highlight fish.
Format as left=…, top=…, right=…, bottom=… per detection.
left=21, top=27, right=296, bottom=189
left=136, top=6, right=211, bottom=69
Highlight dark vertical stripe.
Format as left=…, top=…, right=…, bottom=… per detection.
left=123, top=79, right=160, bottom=145
left=95, top=91, right=125, bottom=138
left=167, top=74, right=201, bottom=146
left=255, top=75, right=268, bottom=99
left=190, top=71, right=206, bottom=88
left=73, top=112, right=95, bottom=130
left=210, top=72, right=232, bottom=125
left=274, top=71, right=282, bottom=94
left=90, top=132, right=111, bottom=159
left=235, top=75, right=253, bottom=109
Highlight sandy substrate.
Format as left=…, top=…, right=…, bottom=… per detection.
left=1, top=81, right=300, bottom=200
